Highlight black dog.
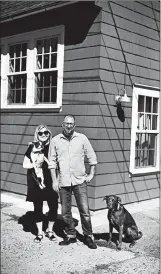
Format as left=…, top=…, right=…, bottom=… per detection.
left=104, top=195, right=143, bottom=250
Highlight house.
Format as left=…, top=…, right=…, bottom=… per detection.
left=0, top=1, right=160, bottom=211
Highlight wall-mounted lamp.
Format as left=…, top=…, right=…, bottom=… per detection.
left=115, top=89, right=131, bottom=105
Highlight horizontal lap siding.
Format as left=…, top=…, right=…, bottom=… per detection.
left=0, top=9, right=101, bottom=211
left=1, top=1, right=160, bottom=211
left=94, top=1, right=160, bottom=210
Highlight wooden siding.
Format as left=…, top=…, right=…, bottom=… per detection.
left=95, top=0, right=160, bottom=210
left=0, top=1, right=160, bottom=211
left=0, top=2, right=102, bottom=210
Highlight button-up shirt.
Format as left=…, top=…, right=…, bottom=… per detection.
left=48, top=131, right=97, bottom=187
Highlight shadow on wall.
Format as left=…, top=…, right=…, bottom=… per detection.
left=1, top=2, right=101, bottom=46
left=1, top=114, right=34, bottom=190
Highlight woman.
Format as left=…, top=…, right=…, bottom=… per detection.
left=23, top=125, right=58, bottom=243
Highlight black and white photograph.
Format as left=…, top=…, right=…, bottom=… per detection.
left=0, top=1, right=160, bottom=273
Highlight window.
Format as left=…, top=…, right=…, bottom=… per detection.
left=1, top=26, right=64, bottom=110
left=130, top=84, right=160, bottom=175
left=8, top=43, right=27, bottom=104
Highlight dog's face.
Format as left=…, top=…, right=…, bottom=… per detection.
left=32, top=141, right=44, bottom=153
left=104, top=195, right=122, bottom=210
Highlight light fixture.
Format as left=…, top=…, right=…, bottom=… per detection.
left=115, top=89, right=131, bottom=105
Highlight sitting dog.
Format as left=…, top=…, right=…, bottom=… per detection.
left=104, top=195, right=143, bottom=250
left=30, top=141, right=49, bottom=189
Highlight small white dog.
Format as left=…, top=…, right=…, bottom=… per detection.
left=30, top=141, right=49, bottom=189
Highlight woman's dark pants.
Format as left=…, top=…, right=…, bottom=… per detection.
left=33, top=192, right=58, bottom=223
left=59, top=182, right=92, bottom=238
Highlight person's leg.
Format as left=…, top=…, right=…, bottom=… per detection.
left=46, top=191, right=59, bottom=240
left=59, top=187, right=77, bottom=245
left=73, top=182, right=97, bottom=249
left=33, top=201, right=44, bottom=242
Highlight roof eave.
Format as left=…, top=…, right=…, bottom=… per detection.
left=0, top=1, right=80, bottom=23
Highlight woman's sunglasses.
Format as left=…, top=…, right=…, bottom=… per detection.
left=38, top=131, right=49, bottom=136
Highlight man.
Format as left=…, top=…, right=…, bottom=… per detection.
left=48, top=115, right=97, bottom=249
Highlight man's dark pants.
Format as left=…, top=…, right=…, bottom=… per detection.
left=59, top=182, right=93, bottom=238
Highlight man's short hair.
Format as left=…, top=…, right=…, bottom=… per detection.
left=63, top=114, right=75, bottom=122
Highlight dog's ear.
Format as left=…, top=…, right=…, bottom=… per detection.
left=116, top=196, right=122, bottom=210
left=117, top=197, right=122, bottom=204
left=103, top=196, right=107, bottom=201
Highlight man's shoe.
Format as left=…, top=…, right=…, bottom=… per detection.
left=59, top=237, right=77, bottom=246
left=84, top=235, right=97, bottom=249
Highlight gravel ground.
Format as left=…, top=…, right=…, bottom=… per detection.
left=1, top=197, right=160, bottom=274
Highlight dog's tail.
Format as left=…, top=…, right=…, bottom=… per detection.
left=137, top=231, right=143, bottom=240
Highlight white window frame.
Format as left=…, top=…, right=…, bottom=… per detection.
left=1, top=25, right=65, bottom=111
left=130, top=83, right=160, bottom=176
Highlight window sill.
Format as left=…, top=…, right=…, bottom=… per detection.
left=0, top=105, right=62, bottom=113
left=129, top=167, right=160, bottom=177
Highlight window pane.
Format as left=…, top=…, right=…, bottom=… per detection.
left=51, top=53, right=57, bottom=68
left=138, top=95, right=144, bottom=112
left=44, top=88, right=50, bottom=102
left=145, top=96, right=152, bottom=113
left=37, top=56, right=42, bottom=69
left=35, top=71, right=57, bottom=103
left=149, top=150, right=155, bottom=166
left=153, top=98, right=158, bottom=113
left=16, top=44, right=21, bottom=57
left=22, top=43, right=27, bottom=56
left=51, top=87, right=57, bottom=103
left=9, top=45, right=15, bottom=58
left=152, top=115, right=158, bottom=130
left=37, top=40, right=43, bottom=54
left=8, top=75, right=26, bottom=104
left=37, top=88, right=43, bottom=103
left=36, top=37, right=58, bottom=70
left=135, top=133, right=157, bottom=167
left=9, top=43, right=27, bottom=72
left=15, top=58, right=20, bottom=72
left=145, top=114, right=151, bottom=130
left=43, top=54, right=49, bottom=69
left=51, top=37, right=58, bottom=52
left=44, top=39, right=50, bottom=53
left=137, top=113, right=144, bottom=130
left=21, top=58, right=26, bottom=71
left=9, top=59, right=14, bottom=72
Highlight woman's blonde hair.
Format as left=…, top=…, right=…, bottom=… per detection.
left=34, top=124, right=52, bottom=145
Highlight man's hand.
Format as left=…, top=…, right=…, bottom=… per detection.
left=85, top=174, right=94, bottom=183
left=85, top=165, right=95, bottom=183
left=50, top=168, right=59, bottom=193
left=52, top=182, right=59, bottom=193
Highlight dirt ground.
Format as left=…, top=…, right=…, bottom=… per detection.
left=1, top=193, right=160, bottom=274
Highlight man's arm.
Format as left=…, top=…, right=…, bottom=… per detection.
left=84, top=135, right=97, bottom=183
left=50, top=168, right=59, bottom=193
left=85, top=165, right=96, bottom=183
left=48, top=138, right=59, bottom=193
